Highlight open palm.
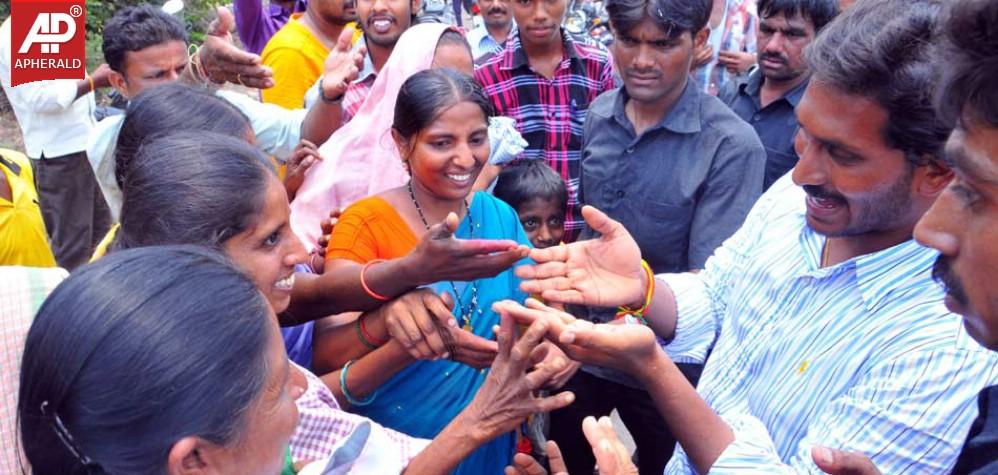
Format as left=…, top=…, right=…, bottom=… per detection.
left=517, top=206, right=645, bottom=308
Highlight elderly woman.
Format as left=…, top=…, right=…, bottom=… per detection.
left=17, top=245, right=572, bottom=474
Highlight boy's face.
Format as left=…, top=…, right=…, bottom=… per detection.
left=512, top=0, right=566, bottom=50
left=517, top=197, right=565, bottom=248
left=108, top=40, right=188, bottom=99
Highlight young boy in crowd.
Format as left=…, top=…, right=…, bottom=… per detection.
left=494, top=160, right=567, bottom=250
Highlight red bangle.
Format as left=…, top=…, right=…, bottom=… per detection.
left=360, top=259, right=390, bottom=301
left=360, top=313, right=388, bottom=346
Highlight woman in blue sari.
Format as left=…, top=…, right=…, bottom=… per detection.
left=324, top=69, right=578, bottom=473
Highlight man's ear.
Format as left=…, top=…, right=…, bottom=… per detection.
left=107, top=69, right=130, bottom=99
left=694, top=27, right=709, bottom=49
left=410, top=0, right=423, bottom=17
left=915, top=156, right=955, bottom=198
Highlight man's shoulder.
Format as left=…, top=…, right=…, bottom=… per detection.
left=698, top=92, right=764, bottom=150
left=262, top=18, right=316, bottom=54
left=587, top=88, right=620, bottom=120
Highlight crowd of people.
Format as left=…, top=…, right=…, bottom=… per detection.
left=1, top=0, right=997, bottom=473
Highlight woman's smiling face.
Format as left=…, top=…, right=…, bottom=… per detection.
left=403, top=100, right=491, bottom=202
left=222, top=175, right=307, bottom=313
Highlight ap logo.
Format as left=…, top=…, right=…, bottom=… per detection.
left=19, top=12, right=79, bottom=54
left=9, top=0, right=86, bottom=86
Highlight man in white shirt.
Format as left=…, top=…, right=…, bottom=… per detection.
left=0, top=18, right=113, bottom=270
left=466, top=0, right=512, bottom=61
left=500, top=0, right=998, bottom=472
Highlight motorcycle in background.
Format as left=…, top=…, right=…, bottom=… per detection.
left=564, top=0, right=612, bottom=47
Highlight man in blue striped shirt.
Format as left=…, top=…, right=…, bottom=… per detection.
left=501, top=0, right=998, bottom=473
left=809, top=0, right=998, bottom=473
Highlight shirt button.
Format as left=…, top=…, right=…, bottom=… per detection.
left=617, top=190, right=625, bottom=198
left=753, top=114, right=762, bottom=122
left=549, top=111, right=556, bottom=119
left=626, top=147, right=635, bottom=153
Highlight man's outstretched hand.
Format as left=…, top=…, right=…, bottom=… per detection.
left=516, top=206, right=646, bottom=308
left=198, top=6, right=274, bottom=89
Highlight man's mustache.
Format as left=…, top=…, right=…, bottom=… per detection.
left=933, top=255, right=970, bottom=308
left=760, top=52, right=787, bottom=65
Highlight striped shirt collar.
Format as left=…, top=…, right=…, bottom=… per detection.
left=795, top=203, right=937, bottom=312
left=500, top=27, right=588, bottom=71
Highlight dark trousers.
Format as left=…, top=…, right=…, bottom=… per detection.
left=30, top=152, right=111, bottom=270
left=550, top=366, right=701, bottom=475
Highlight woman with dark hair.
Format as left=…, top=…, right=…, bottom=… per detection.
left=111, top=132, right=573, bottom=471
left=18, top=245, right=566, bottom=474
left=322, top=68, right=577, bottom=473
left=19, top=245, right=304, bottom=474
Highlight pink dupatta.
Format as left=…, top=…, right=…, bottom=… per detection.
left=290, top=23, right=453, bottom=248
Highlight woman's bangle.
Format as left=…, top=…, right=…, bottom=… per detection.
left=360, top=259, right=390, bottom=301
left=355, top=317, right=379, bottom=350
left=615, top=260, right=654, bottom=325
left=87, top=76, right=95, bottom=93
left=355, top=313, right=387, bottom=350
left=340, top=359, right=377, bottom=406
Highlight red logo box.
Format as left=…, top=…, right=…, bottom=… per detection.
left=10, top=0, right=86, bottom=86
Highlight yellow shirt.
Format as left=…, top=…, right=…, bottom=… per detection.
left=0, top=149, right=56, bottom=267
left=260, top=13, right=330, bottom=109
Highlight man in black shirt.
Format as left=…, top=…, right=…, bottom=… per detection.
left=720, top=0, right=838, bottom=190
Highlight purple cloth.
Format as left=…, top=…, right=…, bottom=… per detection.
left=282, top=322, right=315, bottom=369
left=233, top=0, right=307, bottom=55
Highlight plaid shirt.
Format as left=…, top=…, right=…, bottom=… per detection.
left=341, top=42, right=378, bottom=124
left=0, top=267, right=68, bottom=472
left=289, top=362, right=428, bottom=464
left=475, top=30, right=616, bottom=241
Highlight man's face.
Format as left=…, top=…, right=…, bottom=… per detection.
left=757, top=11, right=816, bottom=83
left=611, top=20, right=703, bottom=104
left=791, top=79, right=922, bottom=239
left=313, top=0, right=358, bottom=25
left=914, top=121, right=998, bottom=350
left=356, top=0, right=418, bottom=48
left=479, top=0, right=512, bottom=30
left=109, top=40, right=188, bottom=99
left=512, top=0, right=566, bottom=49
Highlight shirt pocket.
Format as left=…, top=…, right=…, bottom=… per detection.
left=639, top=199, right=695, bottom=270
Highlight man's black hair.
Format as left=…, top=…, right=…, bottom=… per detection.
left=102, top=5, right=187, bottom=73
left=757, top=0, right=839, bottom=32
left=606, top=0, right=710, bottom=39
left=806, top=0, right=949, bottom=165
left=935, top=0, right=998, bottom=129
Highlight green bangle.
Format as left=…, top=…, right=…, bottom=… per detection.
left=355, top=317, right=379, bottom=350
left=340, top=359, right=377, bottom=407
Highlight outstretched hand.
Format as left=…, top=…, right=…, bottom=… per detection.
left=199, top=6, right=274, bottom=88
left=516, top=206, right=645, bottom=308
left=404, top=212, right=531, bottom=285
left=319, top=26, right=366, bottom=101
left=494, top=299, right=660, bottom=377
left=460, top=313, right=575, bottom=442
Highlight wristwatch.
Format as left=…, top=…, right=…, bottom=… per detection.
left=318, top=77, right=345, bottom=104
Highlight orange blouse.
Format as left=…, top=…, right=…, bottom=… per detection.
left=326, top=196, right=418, bottom=263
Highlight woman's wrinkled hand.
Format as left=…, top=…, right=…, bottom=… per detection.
left=460, top=312, right=575, bottom=443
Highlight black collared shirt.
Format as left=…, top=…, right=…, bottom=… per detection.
left=577, top=79, right=765, bottom=388
left=579, top=79, right=766, bottom=278
left=720, top=68, right=808, bottom=190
